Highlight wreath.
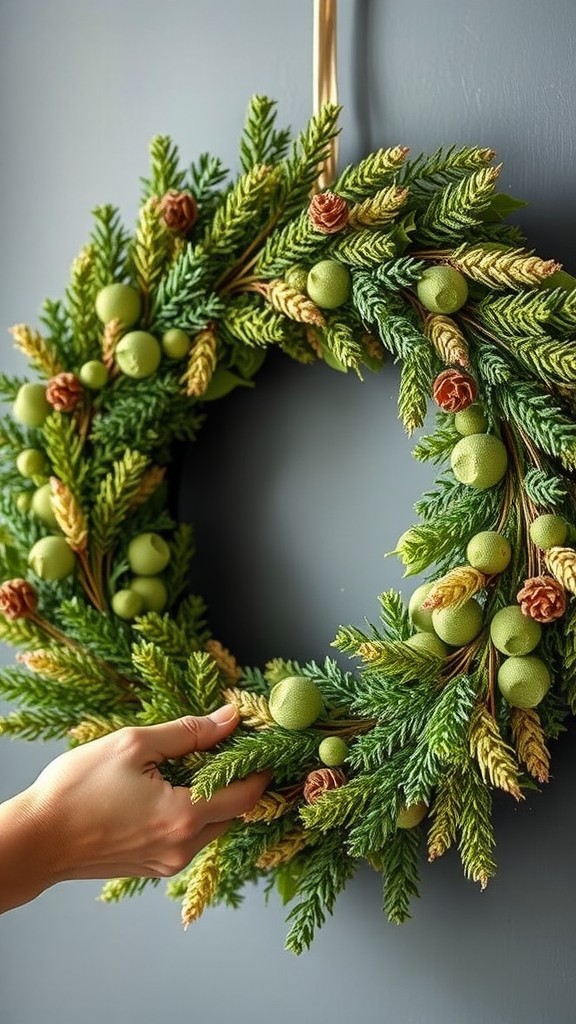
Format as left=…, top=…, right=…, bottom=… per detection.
left=2, top=96, right=576, bottom=955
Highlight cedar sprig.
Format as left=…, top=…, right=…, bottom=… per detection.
left=273, top=102, right=341, bottom=225
left=427, top=768, right=462, bottom=862
left=399, top=144, right=496, bottom=195
left=457, top=762, right=497, bottom=889
left=329, top=227, right=396, bottom=268
left=90, top=204, right=131, bottom=289
left=42, top=411, right=88, bottom=499
left=141, top=135, right=186, bottom=202
left=131, top=197, right=171, bottom=318
left=91, top=449, right=150, bottom=554
left=132, top=612, right=193, bottom=660
left=416, top=165, right=501, bottom=245
left=333, top=146, right=409, bottom=201
left=523, top=467, right=568, bottom=509
left=186, top=650, right=222, bottom=715
left=65, top=245, right=100, bottom=362
left=255, top=208, right=328, bottom=276
left=9, top=324, right=62, bottom=378
left=450, top=243, right=561, bottom=289
left=239, top=94, right=291, bottom=173
left=381, top=827, right=421, bottom=924
left=283, top=830, right=358, bottom=956
left=510, top=707, right=551, bottom=784
left=191, top=730, right=319, bottom=802
left=469, top=705, right=523, bottom=801
left=221, top=686, right=275, bottom=729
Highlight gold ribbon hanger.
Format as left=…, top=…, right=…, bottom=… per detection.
left=313, top=0, right=338, bottom=190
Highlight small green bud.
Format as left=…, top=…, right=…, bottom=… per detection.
left=79, top=360, right=109, bottom=390
left=318, top=736, right=349, bottom=766
left=16, top=448, right=47, bottom=478
left=112, top=588, right=145, bottom=621
left=161, top=328, right=191, bottom=360
left=127, top=532, right=171, bottom=576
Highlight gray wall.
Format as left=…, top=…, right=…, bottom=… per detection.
left=1, top=2, right=576, bottom=1022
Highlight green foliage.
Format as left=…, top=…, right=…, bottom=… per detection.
left=57, top=597, right=133, bottom=672
left=333, top=146, right=409, bottom=201
left=416, top=166, right=499, bottom=244
left=522, top=467, right=568, bottom=509
left=43, top=412, right=88, bottom=498
left=284, top=831, right=357, bottom=955
left=274, top=103, right=341, bottom=225
left=141, top=135, right=186, bottom=201
left=457, top=762, right=497, bottom=887
left=90, top=205, right=131, bottom=289
left=399, top=144, right=496, bottom=195
left=381, top=827, right=421, bottom=924
left=91, top=449, right=149, bottom=554
left=150, top=246, right=223, bottom=333
left=240, top=94, right=291, bottom=172
left=191, top=731, right=319, bottom=801
left=498, top=381, right=576, bottom=468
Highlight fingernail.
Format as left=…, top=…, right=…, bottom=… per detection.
left=209, top=703, right=239, bottom=726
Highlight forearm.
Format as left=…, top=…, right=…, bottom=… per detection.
left=0, top=788, right=56, bottom=913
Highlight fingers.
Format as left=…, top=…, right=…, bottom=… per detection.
left=138, top=705, right=240, bottom=761
left=191, top=771, right=271, bottom=828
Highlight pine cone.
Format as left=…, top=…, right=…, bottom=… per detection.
left=0, top=578, right=37, bottom=619
left=432, top=368, right=477, bottom=412
left=517, top=575, right=567, bottom=623
left=46, top=372, right=83, bottom=412
left=303, top=767, right=346, bottom=804
left=308, top=191, right=349, bottom=234
left=159, top=190, right=198, bottom=234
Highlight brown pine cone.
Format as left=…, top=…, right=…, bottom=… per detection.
left=0, top=578, right=37, bottom=619
left=159, top=190, right=198, bottom=234
left=432, top=368, right=477, bottom=412
left=517, top=575, right=567, bottom=623
left=308, top=191, right=349, bottom=234
left=303, top=767, right=347, bottom=804
left=46, top=372, right=83, bottom=412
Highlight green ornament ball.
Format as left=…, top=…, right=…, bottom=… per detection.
left=497, top=655, right=551, bottom=709
left=13, top=383, right=51, bottom=429
left=95, top=283, right=141, bottom=327
left=127, top=532, right=171, bottom=576
left=318, top=736, right=349, bottom=767
left=529, top=514, right=567, bottom=550
left=112, top=588, right=145, bottom=621
left=16, top=448, right=47, bottom=478
left=115, top=331, right=161, bottom=379
left=28, top=536, right=75, bottom=580
left=79, top=360, right=109, bottom=390
left=454, top=403, right=488, bottom=436
left=466, top=531, right=512, bottom=574
left=306, top=260, right=351, bottom=309
left=285, top=265, right=309, bottom=292
left=397, top=801, right=428, bottom=829
left=161, top=328, right=191, bottom=360
left=408, top=582, right=435, bottom=632
left=404, top=631, right=449, bottom=659
left=450, top=433, right=508, bottom=489
left=416, top=265, right=469, bottom=314
left=269, top=675, right=324, bottom=730
left=432, top=599, right=483, bottom=647
left=16, top=492, right=32, bottom=513
left=129, top=575, right=168, bottom=613
left=31, top=483, right=59, bottom=530
left=490, top=605, right=542, bottom=656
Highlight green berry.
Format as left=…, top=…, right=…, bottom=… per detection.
left=30, top=483, right=59, bottom=530
left=416, top=266, right=469, bottom=313
left=432, top=599, right=483, bottom=646
left=285, top=265, right=309, bottom=292
left=79, top=360, right=109, bottom=390
left=397, top=801, right=428, bottom=829
left=497, top=655, right=551, bottom=708
left=318, top=736, right=349, bottom=767
left=115, top=331, right=161, bottom=379
left=16, top=448, right=47, bottom=478
left=466, top=531, right=512, bottom=574
left=490, top=605, right=542, bottom=656
left=454, top=403, right=488, bottom=436
left=450, top=433, right=508, bottom=489
left=112, top=588, right=145, bottom=621
left=16, top=492, right=32, bottom=513
left=127, top=532, right=171, bottom=576
left=129, top=575, right=168, bottom=613
left=268, top=676, right=324, bottom=730
left=306, top=260, right=351, bottom=309
left=408, top=583, right=435, bottom=632
left=95, top=283, right=141, bottom=326
left=529, top=514, right=567, bottom=550
left=404, top=632, right=448, bottom=659
left=13, top=383, right=51, bottom=428
left=28, top=536, right=75, bottom=580
left=161, top=328, right=191, bottom=360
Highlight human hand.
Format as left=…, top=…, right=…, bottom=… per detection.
left=0, top=704, right=269, bottom=911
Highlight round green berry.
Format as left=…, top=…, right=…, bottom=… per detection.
left=79, top=360, right=109, bottom=390
left=112, top=588, right=145, bottom=621
left=497, top=655, right=551, bottom=709
left=129, top=575, right=168, bottom=613
left=13, top=383, right=51, bottom=428
left=268, top=676, right=324, bottom=730
left=490, top=605, right=542, bottom=656
left=318, top=736, right=349, bottom=767
left=466, top=531, right=512, bottom=574
left=95, top=283, right=141, bottom=327
left=28, top=536, right=75, bottom=580
left=404, top=632, right=449, bottom=659
left=285, top=265, right=309, bottom=292
left=408, top=583, right=435, bottom=632
left=529, top=514, right=567, bottom=550
left=16, top=448, right=47, bottom=478
left=397, top=801, right=428, bottom=829
left=16, top=492, right=32, bottom=513
left=450, top=433, right=508, bottom=489
left=454, top=403, right=488, bottom=436
left=306, top=260, right=351, bottom=309
left=416, top=265, right=469, bottom=314
left=161, top=328, right=191, bottom=360
left=127, top=532, right=171, bottom=576
left=115, top=331, right=161, bottom=379
left=432, top=599, right=483, bottom=647
left=30, top=483, right=59, bottom=530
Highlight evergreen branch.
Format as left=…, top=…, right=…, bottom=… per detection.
left=450, top=244, right=561, bottom=289
left=399, top=145, right=496, bottom=194
left=221, top=686, right=275, bottom=729
left=333, top=146, right=409, bottom=201
left=373, top=256, right=427, bottom=291
left=457, top=762, right=497, bottom=888
left=497, top=381, right=576, bottom=469
left=475, top=288, right=564, bottom=336
left=511, top=707, right=550, bottom=784
left=329, top=228, right=396, bottom=267
left=99, top=877, right=161, bottom=903
left=132, top=612, right=193, bottom=659
left=191, top=731, right=318, bottom=801
left=90, top=205, right=131, bottom=288
left=416, top=166, right=501, bottom=244
left=398, top=342, right=435, bottom=434
left=200, top=163, right=276, bottom=258
left=9, top=324, right=62, bottom=378
left=426, top=768, right=462, bottom=862
left=283, top=830, right=357, bottom=955
left=141, top=135, right=186, bottom=200
left=163, top=523, right=195, bottom=605
left=469, top=705, right=523, bottom=800
left=42, top=412, right=88, bottom=499
left=91, top=449, right=150, bottom=554
left=348, top=185, right=409, bottom=228
left=186, top=650, right=221, bottom=715
left=381, top=827, right=421, bottom=924
left=322, top=316, right=363, bottom=369
left=65, top=245, right=100, bottom=361
left=523, top=467, right=567, bottom=509
left=255, top=209, right=327, bottom=276
left=275, top=103, right=341, bottom=224
left=0, top=706, right=76, bottom=741
left=131, top=197, right=171, bottom=313
left=57, top=597, right=133, bottom=671
left=239, top=95, right=290, bottom=171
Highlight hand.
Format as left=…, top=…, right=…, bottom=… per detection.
left=0, top=704, right=268, bottom=912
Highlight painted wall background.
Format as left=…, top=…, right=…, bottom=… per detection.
left=1, top=2, right=576, bottom=1022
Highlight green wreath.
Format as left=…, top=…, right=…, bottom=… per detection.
left=2, top=96, right=576, bottom=954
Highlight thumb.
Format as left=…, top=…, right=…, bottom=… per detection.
left=143, top=705, right=240, bottom=762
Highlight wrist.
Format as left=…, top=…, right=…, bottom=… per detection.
left=0, top=786, right=60, bottom=912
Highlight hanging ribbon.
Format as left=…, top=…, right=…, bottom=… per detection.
left=313, top=0, right=338, bottom=190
